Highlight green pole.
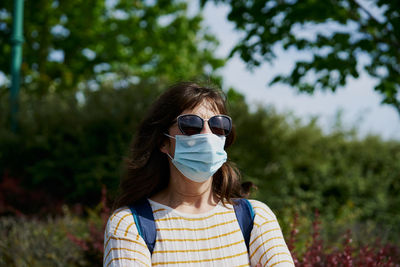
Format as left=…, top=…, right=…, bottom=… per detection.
left=10, top=0, right=24, bottom=132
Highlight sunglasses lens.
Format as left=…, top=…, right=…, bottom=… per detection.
left=178, top=115, right=203, bottom=135
left=209, top=116, right=232, bottom=136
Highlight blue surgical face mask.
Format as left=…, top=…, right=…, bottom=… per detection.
left=164, top=133, right=227, bottom=183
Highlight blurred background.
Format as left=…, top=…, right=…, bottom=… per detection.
left=1, top=0, right=399, bottom=266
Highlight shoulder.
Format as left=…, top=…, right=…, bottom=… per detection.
left=247, top=199, right=278, bottom=221
left=104, top=207, right=152, bottom=267
left=246, top=200, right=294, bottom=266
left=105, top=206, right=138, bottom=239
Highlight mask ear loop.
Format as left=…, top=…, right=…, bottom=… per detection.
left=164, top=133, right=175, bottom=139
left=163, top=133, right=175, bottom=160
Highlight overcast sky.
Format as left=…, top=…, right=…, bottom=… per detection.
left=199, top=2, right=400, bottom=140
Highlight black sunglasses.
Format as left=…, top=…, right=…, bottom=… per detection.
left=177, top=114, right=232, bottom=136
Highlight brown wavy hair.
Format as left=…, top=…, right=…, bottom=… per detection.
left=113, top=82, right=252, bottom=209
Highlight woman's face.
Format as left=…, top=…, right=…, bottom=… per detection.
left=161, top=100, right=220, bottom=157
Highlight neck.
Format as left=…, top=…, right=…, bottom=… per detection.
left=151, top=168, right=219, bottom=214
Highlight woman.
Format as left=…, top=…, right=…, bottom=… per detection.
left=104, top=82, right=294, bottom=266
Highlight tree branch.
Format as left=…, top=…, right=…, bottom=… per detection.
left=350, top=0, right=382, bottom=25
left=350, top=0, right=400, bottom=47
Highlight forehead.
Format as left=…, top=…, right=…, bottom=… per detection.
left=181, top=99, right=220, bottom=118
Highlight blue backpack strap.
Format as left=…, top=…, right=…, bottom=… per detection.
left=233, top=198, right=255, bottom=251
left=129, top=199, right=156, bottom=254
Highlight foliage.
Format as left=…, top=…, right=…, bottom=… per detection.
left=288, top=211, right=400, bottom=266
left=0, top=172, right=64, bottom=216
left=226, top=88, right=400, bottom=244
left=1, top=204, right=399, bottom=266
left=0, top=213, right=87, bottom=267
left=202, top=0, right=400, bottom=115
left=0, top=0, right=224, bottom=95
left=67, top=186, right=110, bottom=266
left=1, top=82, right=399, bottom=243
left=0, top=187, right=109, bottom=267
left=0, top=80, right=164, bottom=207
left=0, top=186, right=109, bottom=267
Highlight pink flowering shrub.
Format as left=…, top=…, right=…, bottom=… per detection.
left=67, top=186, right=110, bottom=265
left=288, top=210, right=400, bottom=266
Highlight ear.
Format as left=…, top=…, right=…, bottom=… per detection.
left=160, top=139, right=169, bottom=154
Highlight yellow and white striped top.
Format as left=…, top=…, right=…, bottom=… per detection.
left=104, top=199, right=294, bottom=267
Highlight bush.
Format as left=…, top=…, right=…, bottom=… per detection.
left=1, top=84, right=399, bottom=245
left=0, top=81, right=164, bottom=208
left=67, top=186, right=110, bottom=265
left=0, top=213, right=86, bottom=266
left=1, top=205, right=399, bottom=266
left=226, top=88, right=400, bottom=243
left=288, top=211, right=400, bottom=266
left=0, top=186, right=109, bottom=267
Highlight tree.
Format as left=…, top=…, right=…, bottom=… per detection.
left=0, top=0, right=224, bottom=96
left=201, top=0, right=400, bottom=116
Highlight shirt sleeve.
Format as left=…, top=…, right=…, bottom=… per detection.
left=103, top=207, right=152, bottom=267
left=248, top=200, right=294, bottom=267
